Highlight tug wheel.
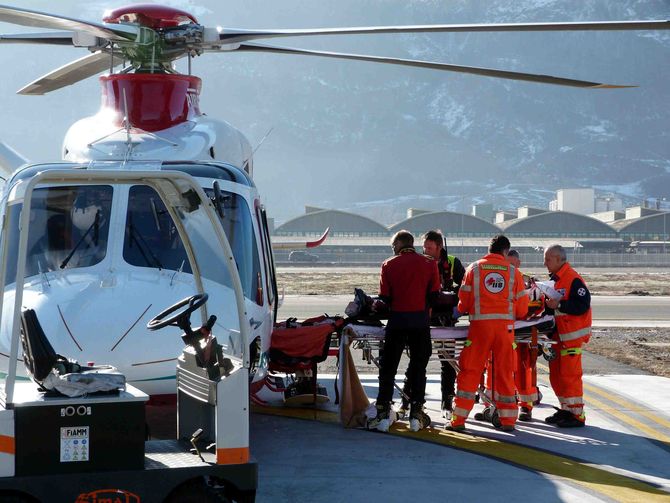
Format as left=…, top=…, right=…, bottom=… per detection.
left=0, top=491, right=39, bottom=503
left=164, top=477, right=232, bottom=502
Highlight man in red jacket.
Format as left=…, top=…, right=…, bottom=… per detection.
left=543, top=244, right=592, bottom=428
left=446, top=235, right=528, bottom=432
left=397, top=229, right=466, bottom=420
left=368, top=230, right=440, bottom=433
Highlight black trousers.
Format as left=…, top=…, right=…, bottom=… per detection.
left=402, top=360, right=456, bottom=405
left=376, top=327, right=432, bottom=408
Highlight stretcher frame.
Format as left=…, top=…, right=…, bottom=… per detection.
left=341, top=316, right=556, bottom=415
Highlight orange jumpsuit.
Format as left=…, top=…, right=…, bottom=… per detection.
left=452, top=253, right=528, bottom=428
left=515, top=341, right=537, bottom=409
left=483, top=279, right=542, bottom=411
left=549, top=263, right=592, bottom=422
left=515, top=281, right=543, bottom=410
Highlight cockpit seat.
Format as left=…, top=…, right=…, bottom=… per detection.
left=20, top=309, right=126, bottom=397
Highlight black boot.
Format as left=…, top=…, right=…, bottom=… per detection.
left=518, top=406, right=532, bottom=422
left=556, top=413, right=585, bottom=428
left=545, top=407, right=573, bottom=424
left=409, top=403, right=431, bottom=432
left=441, top=395, right=454, bottom=419
left=367, top=402, right=397, bottom=432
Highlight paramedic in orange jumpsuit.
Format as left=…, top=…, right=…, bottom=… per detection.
left=447, top=235, right=528, bottom=432
left=543, top=244, right=591, bottom=428
left=506, top=249, right=538, bottom=422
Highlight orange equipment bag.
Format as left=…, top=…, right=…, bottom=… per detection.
left=268, top=315, right=343, bottom=372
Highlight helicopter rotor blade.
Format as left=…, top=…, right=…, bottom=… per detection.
left=217, top=19, right=670, bottom=44
left=0, top=4, right=139, bottom=42
left=230, top=43, right=634, bottom=88
left=18, top=51, right=124, bottom=95
left=0, top=31, right=75, bottom=45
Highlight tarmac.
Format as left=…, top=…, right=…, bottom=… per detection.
left=249, top=370, right=670, bottom=502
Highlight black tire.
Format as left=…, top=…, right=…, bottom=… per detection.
left=0, top=491, right=39, bottom=503
left=164, top=478, right=232, bottom=503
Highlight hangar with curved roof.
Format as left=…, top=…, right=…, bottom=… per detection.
left=274, top=209, right=389, bottom=237
left=501, top=211, right=617, bottom=238
left=389, top=211, right=501, bottom=237
left=615, top=212, right=670, bottom=241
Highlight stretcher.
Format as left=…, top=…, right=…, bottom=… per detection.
left=344, top=315, right=555, bottom=371
left=337, top=316, right=556, bottom=427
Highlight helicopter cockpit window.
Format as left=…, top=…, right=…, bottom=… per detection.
left=203, top=188, right=262, bottom=304
left=8, top=185, right=113, bottom=281
left=123, top=185, right=193, bottom=274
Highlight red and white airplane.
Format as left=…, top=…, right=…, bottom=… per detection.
left=0, top=3, right=666, bottom=400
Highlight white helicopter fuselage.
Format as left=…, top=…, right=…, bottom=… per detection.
left=0, top=74, right=277, bottom=397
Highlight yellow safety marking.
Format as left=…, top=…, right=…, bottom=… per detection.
left=584, top=393, right=670, bottom=445
left=252, top=404, right=670, bottom=502
left=582, top=381, right=670, bottom=431
left=251, top=404, right=340, bottom=424
left=397, top=427, right=670, bottom=503
left=537, top=362, right=670, bottom=437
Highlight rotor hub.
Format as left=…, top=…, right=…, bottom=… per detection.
left=100, top=74, right=202, bottom=132
left=103, top=4, right=197, bottom=29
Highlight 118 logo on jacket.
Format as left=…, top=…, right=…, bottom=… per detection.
left=484, top=272, right=506, bottom=293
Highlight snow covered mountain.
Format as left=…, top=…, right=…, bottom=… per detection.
left=0, top=0, right=668, bottom=225
left=214, top=0, right=670, bottom=224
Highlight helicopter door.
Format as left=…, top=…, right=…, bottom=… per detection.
left=257, top=205, right=279, bottom=323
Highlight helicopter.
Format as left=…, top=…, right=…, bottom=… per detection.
left=0, top=3, right=667, bottom=402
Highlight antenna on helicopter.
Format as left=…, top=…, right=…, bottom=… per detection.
left=122, top=89, right=133, bottom=163
left=242, top=127, right=274, bottom=173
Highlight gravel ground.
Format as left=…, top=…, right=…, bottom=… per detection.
left=588, top=327, right=670, bottom=377
left=277, top=269, right=670, bottom=296
left=278, top=268, right=670, bottom=378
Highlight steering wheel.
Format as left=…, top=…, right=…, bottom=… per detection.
left=147, top=293, right=208, bottom=331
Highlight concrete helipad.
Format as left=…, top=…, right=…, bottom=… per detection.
left=251, top=372, right=670, bottom=503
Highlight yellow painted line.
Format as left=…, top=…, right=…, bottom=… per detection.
left=395, top=427, right=670, bottom=503
left=584, top=394, right=670, bottom=445
left=254, top=404, right=670, bottom=502
left=537, top=362, right=670, bottom=437
left=582, top=381, right=670, bottom=431
left=251, top=404, right=340, bottom=424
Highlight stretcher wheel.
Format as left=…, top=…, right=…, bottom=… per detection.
left=542, top=346, right=557, bottom=362
left=484, top=407, right=494, bottom=422
left=491, top=410, right=502, bottom=429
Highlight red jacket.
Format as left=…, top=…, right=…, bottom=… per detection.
left=458, top=253, right=528, bottom=322
left=379, top=248, right=440, bottom=328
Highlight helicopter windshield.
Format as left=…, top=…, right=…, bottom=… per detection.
left=124, top=185, right=192, bottom=273
left=124, top=185, right=261, bottom=303
left=204, top=188, right=261, bottom=305
left=5, top=185, right=113, bottom=282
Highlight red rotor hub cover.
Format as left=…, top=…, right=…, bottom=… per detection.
left=103, top=4, right=197, bottom=29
